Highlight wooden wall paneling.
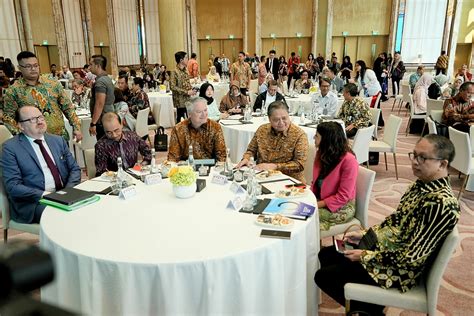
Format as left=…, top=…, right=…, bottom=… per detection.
left=261, top=0, right=312, bottom=38
left=112, top=0, right=140, bottom=66
left=0, top=0, right=22, bottom=59
left=454, top=44, right=471, bottom=71
left=93, top=46, right=112, bottom=73
left=144, top=0, right=162, bottom=64
left=332, top=37, right=344, bottom=60
left=61, top=0, right=86, bottom=68
left=357, top=36, right=375, bottom=65
left=198, top=39, right=221, bottom=74
left=261, top=38, right=285, bottom=59
left=195, top=0, right=243, bottom=39
left=35, top=45, right=50, bottom=74
left=158, top=0, right=186, bottom=69
left=222, top=39, right=243, bottom=63
left=90, top=0, right=109, bottom=46
left=287, top=37, right=312, bottom=61
left=345, top=36, right=358, bottom=60
left=27, top=0, right=57, bottom=45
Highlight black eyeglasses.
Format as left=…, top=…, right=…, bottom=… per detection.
left=19, top=64, right=39, bottom=70
left=408, top=152, right=443, bottom=164
left=19, top=115, right=45, bottom=123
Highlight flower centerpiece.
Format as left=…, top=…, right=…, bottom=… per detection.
left=168, top=165, right=197, bottom=198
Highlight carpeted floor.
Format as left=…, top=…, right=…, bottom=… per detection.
left=1, top=98, right=473, bottom=315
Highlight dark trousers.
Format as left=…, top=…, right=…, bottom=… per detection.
left=346, top=128, right=358, bottom=138
left=95, top=123, right=105, bottom=140
left=176, top=108, right=187, bottom=123
left=315, top=246, right=385, bottom=315
left=436, top=68, right=447, bottom=75
left=391, top=77, right=401, bottom=96
left=452, top=123, right=471, bottom=134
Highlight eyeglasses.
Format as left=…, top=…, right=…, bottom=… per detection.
left=408, top=152, right=443, bottom=164
left=105, top=128, right=122, bottom=137
left=19, top=64, right=39, bottom=70
left=19, top=115, right=45, bottom=123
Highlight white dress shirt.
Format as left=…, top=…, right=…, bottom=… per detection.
left=25, top=135, right=57, bottom=192
left=311, top=91, right=338, bottom=118
left=264, top=92, right=277, bottom=107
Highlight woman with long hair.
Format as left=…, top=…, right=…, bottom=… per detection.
left=258, top=55, right=267, bottom=86
left=305, top=53, right=318, bottom=78
left=354, top=59, right=383, bottom=125
left=340, top=55, right=353, bottom=81
left=312, top=122, right=358, bottom=230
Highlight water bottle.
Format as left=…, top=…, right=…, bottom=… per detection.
left=224, top=147, right=234, bottom=180
left=116, top=157, right=126, bottom=189
left=150, top=148, right=158, bottom=174
left=188, top=145, right=195, bottom=169
left=300, top=111, right=306, bottom=124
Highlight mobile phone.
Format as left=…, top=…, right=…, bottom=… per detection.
left=334, top=239, right=346, bottom=253
left=284, top=183, right=306, bottom=189
left=260, top=229, right=291, bottom=240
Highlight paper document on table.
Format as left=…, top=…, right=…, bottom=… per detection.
left=220, top=120, right=243, bottom=126
left=258, top=178, right=297, bottom=193
left=227, top=114, right=243, bottom=120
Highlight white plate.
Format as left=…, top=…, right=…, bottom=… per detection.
left=255, top=170, right=282, bottom=180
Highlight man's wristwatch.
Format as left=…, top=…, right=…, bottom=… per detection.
left=90, top=122, right=97, bottom=127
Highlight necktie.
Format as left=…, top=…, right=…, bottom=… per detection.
left=269, top=59, right=273, bottom=72
left=34, top=139, right=63, bottom=190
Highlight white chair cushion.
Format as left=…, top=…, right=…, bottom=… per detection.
left=320, top=218, right=362, bottom=238
left=345, top=283, right=427, bottom=313
left=369, top=140, right=392, bottom=152
left=9, top=220, right=40, bottom=234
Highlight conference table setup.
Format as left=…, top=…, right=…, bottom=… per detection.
left=146, top=91, right=176, bottom=128
left=39, top=170, right=320, bottom=315
left=284, top=92, right=345, bottom=116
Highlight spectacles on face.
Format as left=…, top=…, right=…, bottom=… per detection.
left=408, top=152, right=443, bottom=164
left=19, top=64, right=39, bottom=70
left=105, top=128, right=122, bottom=137
left=19, top=115, right=45, bottom=124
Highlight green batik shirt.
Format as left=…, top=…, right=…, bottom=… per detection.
left=337, top=96, right=372, bottom=129
left=3, top=75, right=81, bottom=140
left=170, top=66, right=192, bottom=109
left=360, top=177, right=460, bottom=292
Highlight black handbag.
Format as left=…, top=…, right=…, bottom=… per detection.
left=431, top=116, right=449, bottom=138
left=154, top=126, right=168, bottom=151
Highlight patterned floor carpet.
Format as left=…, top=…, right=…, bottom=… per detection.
left=1, top=98, right=473, bottom=315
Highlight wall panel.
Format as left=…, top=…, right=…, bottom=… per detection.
left=261, top=0, right=312, bottom=38
left=62, top=0, right=86, bottom=68
left=457, top=0, right=474, bottom=44
left=28, top=0, right=57, bottom=45
left=113, top=0, right=140, bottom=65
left=262, top=38, right=286, bottom=59
left=158, top=0, right=185, bottom=69
left=196, top=0, right=243, bottom=39
left=90, top=0, right=109, bottom=46
left=144, top=0, right=161, bottom=64
left=0, top=0, right=21, bottom=59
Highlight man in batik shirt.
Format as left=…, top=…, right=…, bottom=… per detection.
left=94, top=112, right=151, bottom=176
left=170, top=51, right=196, bottom=122
left=3, top=51, right=82, bottom=141
left=128, top=77, right=154, bottom=124
left=442, top=82, right=474, bottom=133
left=168, top=97, right=226, bottom=162
left=230, top=51, right=252, bottom=95
left=337, top=83, right=372, bottom=138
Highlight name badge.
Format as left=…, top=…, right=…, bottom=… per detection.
left=226, top=196, right=243, bottom=211
left=119, top=186, right=137, bottom=200
left=211, top=174, right=228, bottom=185
left=229, top=181, right=246, bottom=194
left=144, top=173, right=162, bottom=185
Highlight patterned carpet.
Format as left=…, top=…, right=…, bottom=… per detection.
left=1, top=99, right=473, bottom=315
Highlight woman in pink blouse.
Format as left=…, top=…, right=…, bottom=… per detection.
left=312, top=122, right=359, bottom=230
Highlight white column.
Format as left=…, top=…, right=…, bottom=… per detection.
left=105, top=0, right=119, bottom=77
left=387, top=0, right=400, bottom=55
left=447, top=0, right=463, bottom=78
left=311, top=0, right=318, bottom=54
left=255, top=0, right=261, bottom=55
left=243, top=0, right=248, bottom=53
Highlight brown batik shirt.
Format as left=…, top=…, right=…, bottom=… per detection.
left=170, top=66, right=192, bottom=109
left=242, top=123, right=309, bottom=183
left=167, top=119, right=227, bottom=162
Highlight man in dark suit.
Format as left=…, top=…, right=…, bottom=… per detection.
left=1, top=105, right=81, bottom=223
left=253, top=80, right=286, bottom=112
left=265, top=50, right=280, bottom=81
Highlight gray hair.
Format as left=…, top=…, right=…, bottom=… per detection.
left=186, top=97, right=207, bottom=116
left=267, top=100, right=289, bottom=117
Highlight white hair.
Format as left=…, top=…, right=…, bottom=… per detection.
left=186, top=97, right=207, bottom=116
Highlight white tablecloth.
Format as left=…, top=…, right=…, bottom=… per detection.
left=285, top=94, right=344, bottom=116
left=40, top=176, right=319, bottom=315
left=193, top=81, right=230, bottom=106
left=221, top=116, right=319, bottom=162
left=147, top=92, right=175, bottom=128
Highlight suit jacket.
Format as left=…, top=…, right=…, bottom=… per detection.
left=1, top=133, right=81, bottom=223
left=253, top=92, right=286, bottom=112
left=265, top=58, right=280, bottom=80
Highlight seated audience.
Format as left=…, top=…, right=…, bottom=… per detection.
left=337, top=83, right=372, bottom=138
left=311, top=78, right=339, bottom=118
left=253, top=80, right=286, bottom=112
left=315, top=135, right=460, bottom=315
left=72, top=70, right=82, bottom=80
left=94, top=112, right=151, bottom=176
left=236, top=101, right=308, bottom=183
left=128, top=77, right=154, bottom=124
left=219, top=81, right=248, bottom=114
left=294, top=70, right=312, bottom=93
left=61, top=65, right=74, bottom=81
left=428, top=74, right=449, bottom=100
left=340, top=56, right=353, bottom=81
left=159, top=71, right=171, bottom=91
left=323, top=67, right=344, bottom=93
left=455, top=64, right=472, bottom=82
left=206, top=66, right=220, bottom=83
left=199, top=82, right=228, bottom=121
left=258, top=73, right=274, bottom=94
left=1, top=106, right=81, bottom=223
left=168, top=97, right=227, bottom=162
left=443, top=76, right=463, bottom=98
left=312, top=122, right=358, bottom=230
left=113, top=88, right=135, bottom=131
left=71, top=79, right=91, bottom=107
left=412, top=73, right=432, bottom=114
left=409, top=66, right=424, bottom=92
left=442, top=82, right=474, bottom=133
left=117, top=74, right=131, bottom=101
left=144, top=73, right=156, bottom=90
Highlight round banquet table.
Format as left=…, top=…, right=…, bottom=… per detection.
left=40, top=175, right=319, bottom=315
left=193, top=81, right=230, bottom=106
left=285, top=93, right=344, bottom=115
left=147, top=92, right=176, bottom=128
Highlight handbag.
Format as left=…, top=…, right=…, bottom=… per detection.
left=431, top=115, right=448, bottom=137
left=154, top=126, right=168, bottom=151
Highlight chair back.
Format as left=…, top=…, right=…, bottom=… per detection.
left=382, top=115, right=402, bottom=151
left=409, top=94, right=415, bottom=116
left=78, top=117, right=97, bottom=150
left=0, top=125, right=13, bottom=144
left=355, top=166, right=375, bottom=228
left=430, top=110, right=443, bottom=123
left=393, top=81, right=399, bottom=95
left=0, top=127, right=12, bottom=230
left=84, top=148, right=96, bottom=179
left=136, top=108, right=150, bottom=138
left=281, top=81, right=288, bottom=95
left=250, top=92, right=257, bottom=107
left=448, top=127, right=472, bottom=174
left=249, top=79, right=258, bottom=95
left=426, top=116, right=437, bottom=135
left=401, top=84, right=411, bottom=103
left=363, top=97, right=372, bottom=105
left=470, top=125, right=474, bottom=155
left=304, top=143, right=316, bottom=185
left=426, top=99, right=444, bottom=117
left=369, top=108, right=381, bottom=139
left=426, top=227, right=459, bottom=315
left=352, top=125, right=375, bottom=164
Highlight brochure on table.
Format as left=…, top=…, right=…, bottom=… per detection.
left=263, top=198, right=316, bottom=220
